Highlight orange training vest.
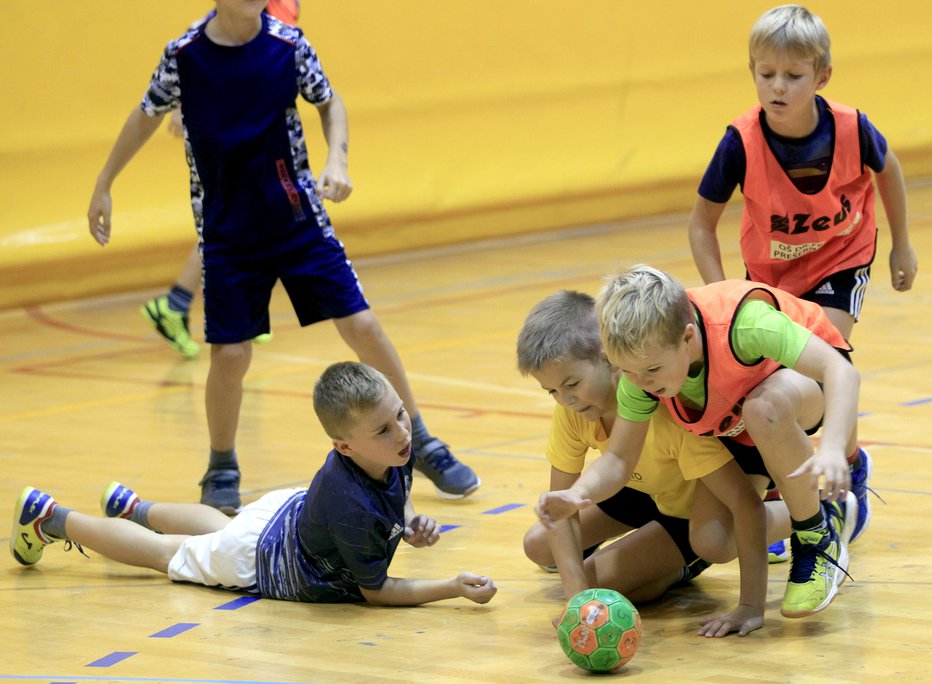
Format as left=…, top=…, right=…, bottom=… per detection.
left=732, top=98, right=877, bottom=296
left=660, top=280, right=851, bottom=446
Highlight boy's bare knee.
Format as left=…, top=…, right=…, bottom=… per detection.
left=523, top=525, right=554, bottom=566
left=210, top=342, right=252, bottom=372
left=743, top=391, right=791, bottom=435
left=689, top=531, right=735, bottom=564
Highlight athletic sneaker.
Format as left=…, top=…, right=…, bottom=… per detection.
left=768, top=538, right=789, bottom=564
left=849, top=448, right=873, bottom=543
left=199, top=468, right=242, bottom=515
left=781, top=492, right=856, bottom=618
left=141, top=296, right=200, bottom=358
left=101, top=481, right=139, bottom=518
left=10, top=487, right=57, bottom=566
left=414, top=438, right=480, bottom=499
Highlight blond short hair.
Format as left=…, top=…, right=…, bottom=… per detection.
left=596, top=265, right=692, bottom=361
left=750, top=4, right=831, bottom=73
left=516, top=290, right=602, bottom=376
left=313, top=361, right=389, bottom=439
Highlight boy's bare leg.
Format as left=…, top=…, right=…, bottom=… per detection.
left=333, top=310, right=420, bottom=415
left=822, top=306, right=855, bottom=343
left=334, top=309, right=480, bottom=498
left=176, top=244, right=203, bottom=294
left=743, top=369, right=857, bottom=617
left=206, top=342, right=252, bottom=452
left=147, top=502, right=232, bottom=536
left=524, top=506, right=630, bottom=568
left=742, top=370, right=831, bottom=520
left=689, top=477, right=792, bottom=561
left=65, top=512, right=187, bottom=573
left=585, top=522, right=686, bottom=604
left=200, top=341, right=252, bottom=512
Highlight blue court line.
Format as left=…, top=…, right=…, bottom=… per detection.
left=149, top=623, right=199, bottom=638
left=215, top=596, right=261, bottom=610
left=482, top=503, right=526, bottom=515
left=439, top=524, right=460, bottom=533
left=902, top=397, right=932, bottom=406
left=85, top=652, right=136, bottom=668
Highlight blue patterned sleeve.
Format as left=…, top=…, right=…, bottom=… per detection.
left=140, top=45, right=181, bottom=116
left=296, top=35, right=333, bottom=105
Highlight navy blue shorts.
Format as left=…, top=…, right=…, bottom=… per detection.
left=596, top=487, right=702, bottom=570
left=202, top=234, right=369, bottom=344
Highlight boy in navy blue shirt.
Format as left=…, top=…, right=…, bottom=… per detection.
left=11, top=362, right=498, bottom=606
left=87, top=1, right=479, bottom=511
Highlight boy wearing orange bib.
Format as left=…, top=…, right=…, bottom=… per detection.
left=687, top=5, right=916, bottom=549
left=537, top=266, right=861, bottom=629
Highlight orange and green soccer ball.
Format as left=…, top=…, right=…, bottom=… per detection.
left=557, top=588, right=642, bottom=672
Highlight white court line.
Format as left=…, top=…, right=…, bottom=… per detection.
left=258, top=350, right=542, bottom=399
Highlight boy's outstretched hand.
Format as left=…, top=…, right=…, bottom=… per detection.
left=698, top=604, right=764, bottom=638
left=788, top=448, right=850, bottom=501
left=535, top=490, right=593, bottom=529
left=404, top=514, right=439, bottom=547
left=456, top=573, right=497, bottom=604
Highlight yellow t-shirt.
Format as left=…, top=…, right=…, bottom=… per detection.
left=545, top=403, right=732, bottom=519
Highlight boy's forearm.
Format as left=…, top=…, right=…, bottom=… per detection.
left=96, top=107, right=164, bottom=189
left=818, top=360, right=860, bottom=456
left=550, top=516, right=589, bottom=597
left=688, top=197, right=728, bottom=284
left=733, top=496, right=768, bottom=611
left=570, top=450, right=631, bottom=504
left=875, top=151, right=910, bottom=246
left=318, top=92, right=349, bottom=166
left=361, top=577, right=459, bottom=606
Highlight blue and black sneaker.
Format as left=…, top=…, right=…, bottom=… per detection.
left=414, top=438, right=480, bottom=500
left=849, top=448, right=874, bottom=543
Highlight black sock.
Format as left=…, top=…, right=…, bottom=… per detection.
left=208, top=448, right=238, bottom=471
left=791, top=510, right=827, bottom=535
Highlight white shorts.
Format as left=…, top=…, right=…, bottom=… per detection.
left=167, top=488, right=304, bottom=590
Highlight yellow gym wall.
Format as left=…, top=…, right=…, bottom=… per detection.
left=1, top=1, right=930, bottom=309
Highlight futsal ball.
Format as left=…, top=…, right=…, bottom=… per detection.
left=557, top=588, right=642, bottom=672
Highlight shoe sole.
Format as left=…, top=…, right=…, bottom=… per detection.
left=781, top=494, right=857, bottom=618
left=433, top=477, right=481, bottom=501
left=849, top=452, right=872, bottom=544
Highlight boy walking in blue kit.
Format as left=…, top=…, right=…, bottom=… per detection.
left=11, top=362, right=498, bottom=607
left=687, top=4, right=916, bottom=553
left=87, top=1, right=479, bottom=508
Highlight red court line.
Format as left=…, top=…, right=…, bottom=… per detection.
left=27, top=306, right=150, bottom=343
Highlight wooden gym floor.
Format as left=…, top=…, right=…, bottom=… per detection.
left=2, top=180, right=932, bottom=683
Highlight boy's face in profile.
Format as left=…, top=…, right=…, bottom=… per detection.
left=333, top=386, right=413, bottom=475
left=532, top=356, right=617, bottom=423
left=750, top=48, right=832, bottom=137
left=611, top=325, right=698, bottom=399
